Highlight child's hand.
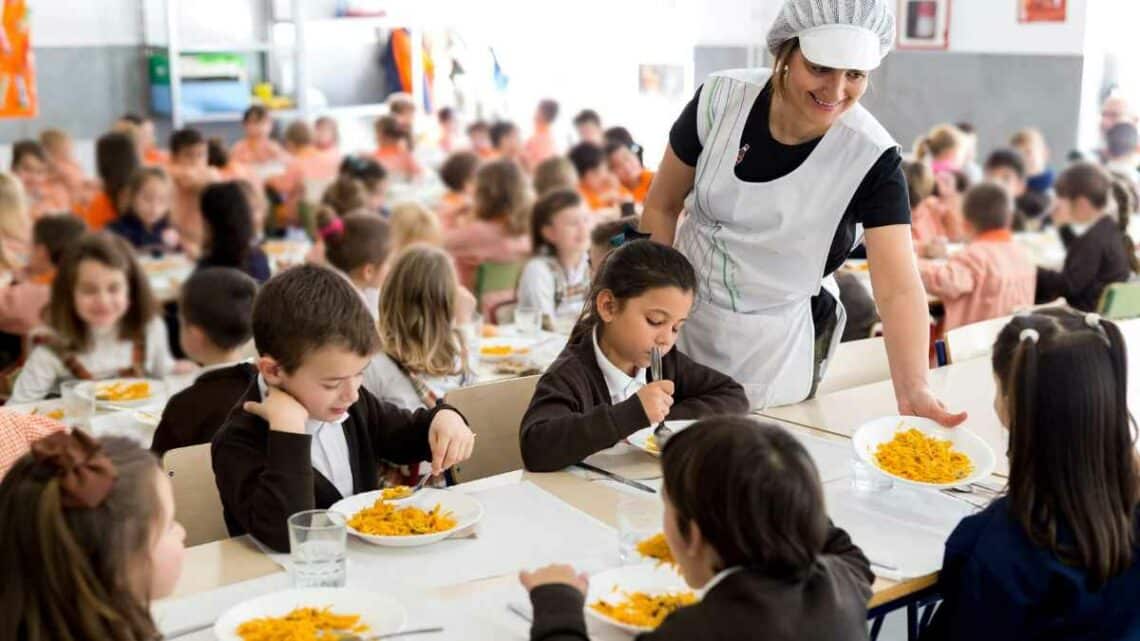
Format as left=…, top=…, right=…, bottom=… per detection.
left=243, top=385, right=308, bottom=434
left=428, top=409, right=475, bottom=475
left=923, top=237, right=949, bottom=259
left=637, top=380, right=675, bottom=424
left=519, top=564, right=589, bottom=595
left=161, top=227, right=181, bottom=251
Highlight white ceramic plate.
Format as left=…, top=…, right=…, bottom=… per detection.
left=585, top=564, right=694, bottom=634
left=79, top=378, right=165, bottom=409
left=477, top=336, right=537, bottom=363
left=626, top=420, right=696, bottom=457
left=330, top=488, right=484, bottom=547
left=213, top=588, right=405, bottom=641
left=852, top=415, right=997, bottom=489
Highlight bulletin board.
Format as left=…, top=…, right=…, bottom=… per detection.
left=0, top=0, right=34, bottom=118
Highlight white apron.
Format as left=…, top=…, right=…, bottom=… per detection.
left=676, top=68, right=897, bottom=409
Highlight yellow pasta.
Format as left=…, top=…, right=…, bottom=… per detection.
left=874, top=427, right=973, bottom=484
left=636, top=533, right=675, bottom=566
left=590, top=591, right=696, bottom=629
left=236, top=606, right=367, bottom=641
left=380, top=486, right=413, bottom=500
left=95, top=381, right=150, bottom=402
left=348, top=499, right=457, bottom=536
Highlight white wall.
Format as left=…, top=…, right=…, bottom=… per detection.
left=946, top=0, right=1087, bottom=55
left=32, top=0, right=142, bottom=47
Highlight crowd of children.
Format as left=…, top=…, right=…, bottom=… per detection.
left=0, top=77, right=1138, bottom=641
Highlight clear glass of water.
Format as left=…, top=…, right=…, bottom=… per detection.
left=514, top=305, right=542, bottom=338
left=617, top=494, right=662, bottom=565
left=850, top=458, right=894, bottom=493
left=460, top=312, right=484, bottom=366
left=288, top=509, right=347, bottom=588
left=59, top=381, right=94, bottom=429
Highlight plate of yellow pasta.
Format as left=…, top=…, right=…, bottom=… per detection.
left=626, top=421, right=695, bottom=457
left=853, top=416, right=996, bottom=489
left=213, top=588, right=405, bottom=641
left=80, top=378, right=164, bottom=409
left=330, top=488, right=483, bottom=547
left=586, top=565, right=696, bottom=633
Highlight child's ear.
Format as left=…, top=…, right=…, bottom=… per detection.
left=683, top=519, right=708, bottom=559
left=258, top=355, right=286, bottom=386
left=596, top=290, right=618, bottom=322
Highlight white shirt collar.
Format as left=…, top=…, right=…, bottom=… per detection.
left=697, top=566, right=743, bottom=599
left=195, top=358, right=250, bottom=380
left=591, top=327, right=646, bottom=404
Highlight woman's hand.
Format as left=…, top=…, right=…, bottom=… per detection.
left=519, top=564, right=589, bottom=595
left=898, top=385, right=968, bottom=427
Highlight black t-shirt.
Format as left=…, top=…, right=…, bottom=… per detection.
left=669, top=82, right=910, bottom=328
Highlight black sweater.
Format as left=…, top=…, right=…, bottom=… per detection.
left=1036, top=216, right=1132, bottom=312
left=152, top=362, right=258, bottom=457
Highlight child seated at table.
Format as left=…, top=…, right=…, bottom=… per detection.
left=490, top=121, right=524, bottom=167
left=82, top=132, right=140, bottom=230
left=40, top=127, right=96, bottom=208
left=533, top=156, right=578, bottom=197
left=919, top=183, right=1036, bottom=331
left=606, top=139, right=655, bottom=205
left=338, top=155, right=389, bottom=217
left=588, top=215, right=639, bottom=279
left=314, top=207, right=391, bottom=320
left=373, top=115, right=423, bottom=182
left=517, top=189, right=591, bottom=330
left=0, top=215, right=85, bottom=340
left=230, top=105, right=288, bottom=167
left=1011, top=127, right=1055, bottom=198
left=569, top=142, right=631, bottom=215
left=466, top=121, right=495, bottom=160
left=1035, top=162, right=1136, bottom=311
left=119, top=112, right=170, bottom=168
left=364, top=245, right=475, bottom=410
left=10, top=233, right=175, bottom=403
left=437, top=151, right=480, bottom=230
left=0, top=432, right=186, bottom=636
left=522, top=99, right=560, bottom=172
left=167, top=128, right=219, bottom=250
left=519, top=240, right=747, bottom=472
left=320, top=174, right=368, bottom=215
left=207, top=137, right=257, bottom=187
left=152, top=267, right=258, bottom=457
left=390, top=202, right=443, bottom=254
left=199, top=181, right=271, bottom=283
left=521, top=416, right=873, bottom=641
left=269, top=120, right=341, bottom=227
left=107, top=167, right=180, bottom=254
left=923, top=308, right=1140, bottom=639
left=314, top=115, right=340, bottom=158
left=210, top=264, right=475, bottom=552
left=12, top=139, right=73, bottom=221
left=983, top=148, right=1041, bottom=231
left=905, top=160, right=957, bottom=258
left=443, top=159, right=533, bottom=290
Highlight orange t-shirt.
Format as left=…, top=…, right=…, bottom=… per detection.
left=81, top=191, right=118, bottom=230
left=374, top=145, right=422, bottom=181
left=144, top=147, right=170, bottom=167
left=629, top=170, right=655, bottom=204
left=580, top=180, right=632, bottom=213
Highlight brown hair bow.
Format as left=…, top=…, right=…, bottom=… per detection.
left=30, top=430, right=118, bottom=508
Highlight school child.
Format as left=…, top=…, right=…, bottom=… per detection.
left=1010, top=127, right=1055, bottom=198
left=919, top=183, right=1036, bottom=330
left=0, top=432, right=186, bottom=639
left=519, top=240, right=748, bottom=472
left=572, top=109, right=604, bottom=145
left=320, top=175, right=368, bottom=215
left=534, top=156, right=579, bottom=197
left=437, top=106, right=459, bottom=153
left=568, top=142, right=631, bottom=214
left=606, top=139, right=655, bottom=204
left=106, top=167, right=180, bottom=253
left=207, top=137, right=257, bottom=186
left=0, top=215, right=84, bottom=339
left=490, top=121, right=524, bottom=166
left=437, top=151, right=479, bottom=230
left=40, top=128, right=96, bottom=208
left=339, top=155, right=390, bottom=217
left=442, top=159, right=533, bottom=290
left=152, top=267, right=259, bottom=456
left=466, top=121, right=495, bottom=159
left=167, top=128, right=220, bottom=248
left=517, top=189, right=591, bottom=328
left=1035, top=162, right=1136, bottom=311
left=373, top=115, right=423, bottom=182
left=922, top=309, right=1140, bottom=639
left=914, top=124, right=967, bottom=176
left=81, top=132, right=141, bottom=231
left=119, top=112, right=171, bottom=166
left=587, top=215, right=640, bottom=279
left=315, top=207, right=391, bottom=320
left=268, top=120, right=341, bottom=227
left=522, top=99, right=561, bottom=171
left=0, top=172, right=31, bottom=268
left=229, top=105, right=289, bottom=167
left=389, top=202, right=443, bottom=255
left=521, top=417, right=873, bottom=641
left=198, top=181, right=272, bottom=283
left=9, top=233, right=176, bottom=403
left=364, top=245, right=474, bottom=410
left=983, top=148, right=1046, bottom=230
left=11, top=139, right=73, bottom=221
left=210, top=264, right=475, bottom=551
left=314, top=115, right=341, bottom=157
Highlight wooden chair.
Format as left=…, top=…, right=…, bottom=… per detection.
left=817, top=336, right=891, bottom=395
left=162, top=444, right=228, bottom=547
left=944, top=315, right=1014, bottom=364
left=1098, top=282, right=1140, bottom=320
left=474, top=261, right=524, bottom=320
left=444, top=375, right=539, bottom=483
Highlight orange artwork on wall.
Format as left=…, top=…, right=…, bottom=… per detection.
left=0, top=0, right=34, bottom=118
left=1019, top=0, right=1067, bottom=23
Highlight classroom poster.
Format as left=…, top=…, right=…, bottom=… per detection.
left=1018, top=0, right=1066, bottom=23
left=0, top=0, right=34, bottom=118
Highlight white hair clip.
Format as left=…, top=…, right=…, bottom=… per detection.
left=1085, top=313, right=1102, bottom=328
left=1019, top=328, right=1040, bottom=344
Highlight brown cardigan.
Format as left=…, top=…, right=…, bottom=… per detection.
left=152, top=362, right=258, bottom=457
left=529, top=524, right=874, bottom=641
left=211, top=382, right=456, bottom=552
left=519, top=327, right=749, bottom=472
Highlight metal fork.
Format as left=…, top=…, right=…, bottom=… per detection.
left=650, top=347, right=672, bottom=446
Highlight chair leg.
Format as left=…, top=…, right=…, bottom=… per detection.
left=869, top=614, right=886, bottom=641
left=907, top=602, right=920, bottom=641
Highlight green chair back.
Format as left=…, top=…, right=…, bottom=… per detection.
left=1097, top=281, right=1140, bottom=320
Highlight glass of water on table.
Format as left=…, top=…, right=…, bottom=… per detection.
left=514, top=304, right=542, bottom=338
left=59, top=380, right=94, bottom=429
left=288, top=510, right=347, bottom=588
left=617, top=494, right=662, bottom=565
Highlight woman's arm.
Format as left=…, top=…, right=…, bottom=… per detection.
left=640, top=146, right=695, bottom=247
left=864, top=225, right=967, bottom=427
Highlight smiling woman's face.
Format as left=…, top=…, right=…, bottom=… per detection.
left=779, top=48, right=869, bottom=133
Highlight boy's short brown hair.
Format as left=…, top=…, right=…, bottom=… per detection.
left=181, top=267, right=258, bottom=351
left=252, top=264, right=379, bottom=373
left=662, top=416, right=829, bottom=579
left=284, top=120, right=313, bottom=148
left=964, top=182, right=1013, bottom=233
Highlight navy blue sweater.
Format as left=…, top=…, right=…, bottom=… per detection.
left=922, top=497, right=1140, bottom=641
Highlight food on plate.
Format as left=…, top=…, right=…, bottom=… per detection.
left=874, top=426, right=973, bottom=484
left=95, top=380, right=151, bottom=402
left=235, top=606, right=367, bottom=641
left=636, top=533, right=675, bottom=566
left=479, top=344, right=513, bottom=357
left=590, top=591, right=697, bottom=629
left=380, top=485, right=412, bottom=500
left=481, top=324, right=499, bottom=338
left=644, top=434, right=660, bottom=454
left=347, top=498, right=457, bottom=536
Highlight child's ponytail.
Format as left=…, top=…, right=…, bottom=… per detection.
left=1107, top=172, right=1140, bottom=273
